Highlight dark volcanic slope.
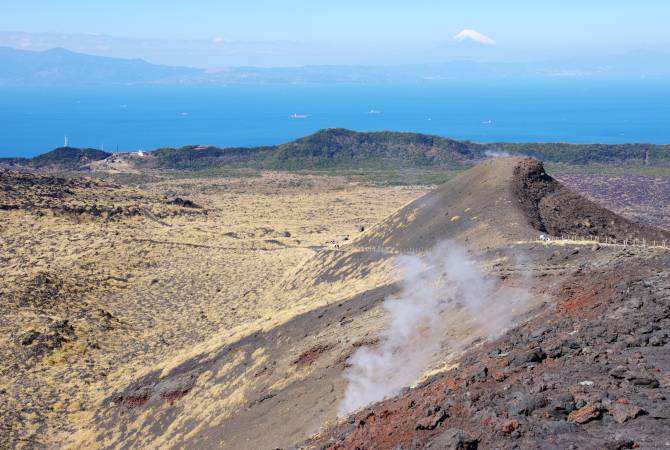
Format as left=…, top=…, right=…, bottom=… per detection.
left=512, top=158, right=669, bottom=242
left=302, top=158, right=670, bottom=450
left=306, top=250, right=670, bottom=450
left=357, top=157, right=669, bottom=251
left=555, top=174, right=670, bottom=232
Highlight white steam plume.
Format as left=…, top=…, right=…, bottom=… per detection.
left=338, top=241, right=530, bottom=416
left=484, top=149, right=510, bottom=158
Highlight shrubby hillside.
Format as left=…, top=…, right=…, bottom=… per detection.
left=5, top=129, right=670, bottom=171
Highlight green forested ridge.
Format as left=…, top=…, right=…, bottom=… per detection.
left=4, top=129, right=670, bottom=171
left=0, top=147, right=112, bottom=169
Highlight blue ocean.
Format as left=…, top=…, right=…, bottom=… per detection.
left=2, top=79, right=670, bottom=157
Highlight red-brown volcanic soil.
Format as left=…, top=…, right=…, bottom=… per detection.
left=304, top=250, right=670, bottom=450
left=301, top=158, right=670, bottom=450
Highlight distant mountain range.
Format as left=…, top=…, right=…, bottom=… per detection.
left=0, top=47, right=199, bottom=85
left=1, top=46, right=670, bottom=86
left=2, top=129, right=669, bottom=171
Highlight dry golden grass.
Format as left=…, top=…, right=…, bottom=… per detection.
left=0, top=170, right=427, bottom=447
left=8, top=165, right=666, bottom=449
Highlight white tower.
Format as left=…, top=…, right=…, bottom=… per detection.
left=64, top=135, right=69, bottom=147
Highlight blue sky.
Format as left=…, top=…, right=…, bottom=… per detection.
left=2, top=1, right=670, bottom=66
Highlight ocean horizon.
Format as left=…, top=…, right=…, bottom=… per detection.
left=2, top=78, right=670, bottom=158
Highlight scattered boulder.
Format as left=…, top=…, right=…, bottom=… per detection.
left=415, top=407, right=448, bottom=430
left=507, top=391, right=548, bottom=416
left=16, top=320, right=75, bottom=360
left=468, top=364, right=488, bottom=383
left=500, top=419, right=520, bottom=434
left=166, top=197, right=200, bottom=208
left=544, top=393, right=575, bottom=419
left=511, top=347, right=547, bottom=367
left=546, top=345, right=563, bottom=359
left=529, top=327, right=547, bottom=341
left=603, top=438, right=636, bottom=450
left=114, top=371, right=197, bottom=408
left=648, top=333, right=668, bottom=346
left=627, top=375, right=659, bottom=388
left=293, top=344, right=333, bottom=367
left=608, top=402, right=645, bottom=424
left=427, top=428, right=478, bottom=449
left=567, top=405, right=602, bottom=424
left=49, top=319, right=75, bottom=334
left=18, top=330, right=41, bottom=346
left=609, top=366, right=628, bottom=379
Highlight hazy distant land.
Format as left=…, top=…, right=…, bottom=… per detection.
left=3, top=46, right=670, bottom=86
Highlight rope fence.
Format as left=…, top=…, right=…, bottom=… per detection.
left=326, top=235, right=669, bottom=255
left=544, top=234, right=669, bottom=250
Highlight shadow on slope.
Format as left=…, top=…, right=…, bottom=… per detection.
left=64, top=157, right=667, bottom=450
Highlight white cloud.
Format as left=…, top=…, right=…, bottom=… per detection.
left=454, top=29, right=496, bottom=46
left=212, top=36, right=227, bottom=44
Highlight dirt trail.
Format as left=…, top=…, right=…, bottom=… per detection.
left=3, top=159, right=668, bottom=450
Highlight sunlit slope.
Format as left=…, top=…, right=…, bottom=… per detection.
left=63, top=158, right=668, bottom=450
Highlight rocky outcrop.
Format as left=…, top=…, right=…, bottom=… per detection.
left=511, top=158, right=670, bottom=242
left=0, top=169, right=206, bottom=220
